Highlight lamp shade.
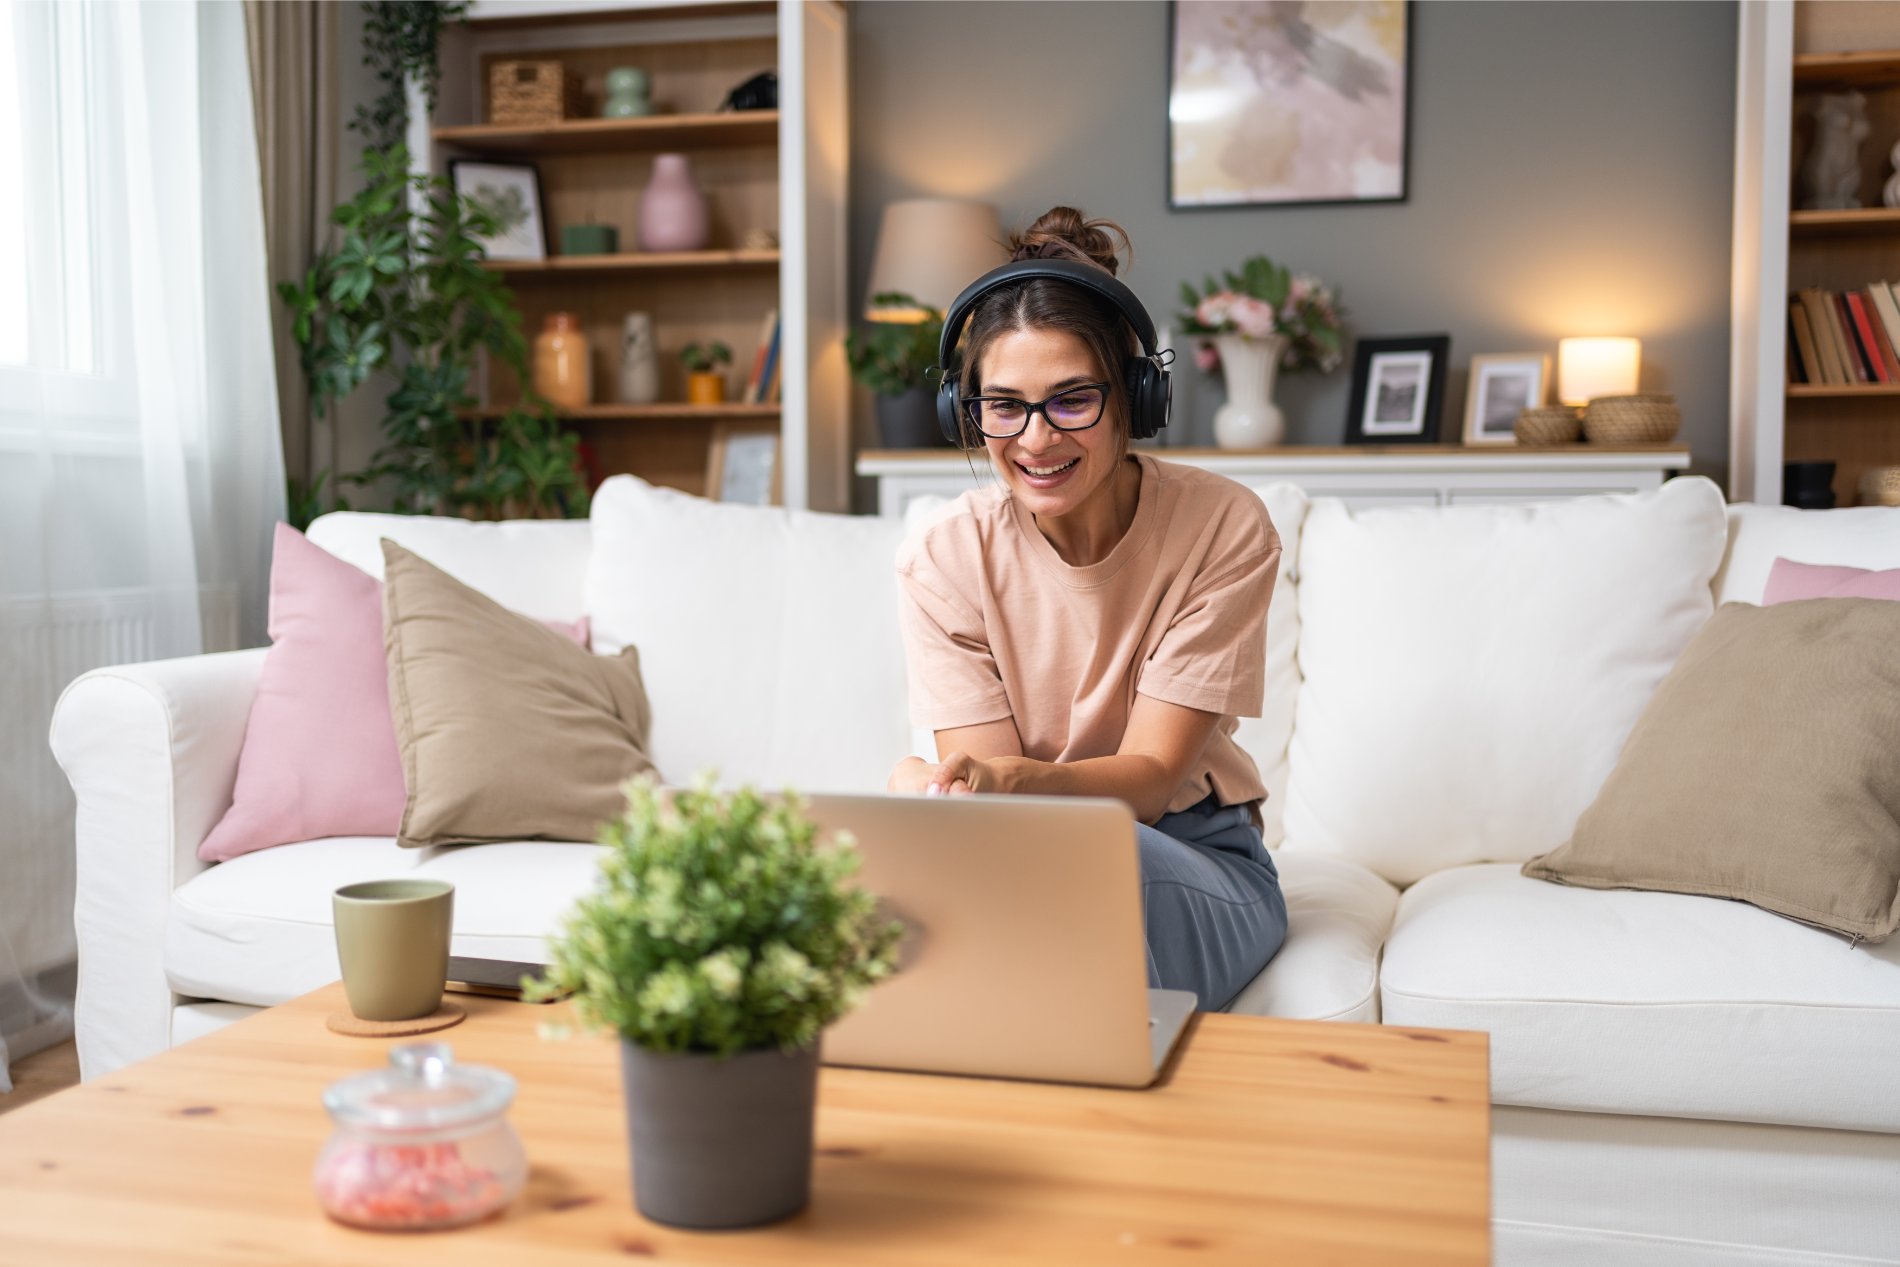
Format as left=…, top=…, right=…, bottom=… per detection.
left=1557, top=337, right=1642, bottom=406
left=864, top=199, right=1006, bottom=323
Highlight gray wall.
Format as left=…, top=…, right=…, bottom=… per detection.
left=848, top=1, right=1737, bottom=485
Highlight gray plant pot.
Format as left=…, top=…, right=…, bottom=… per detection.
left=875, top=386, right=948, bottom=449
left=619, top=1039, right=819, bottom=1229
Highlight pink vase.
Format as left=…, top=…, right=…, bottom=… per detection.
left=638, top=153, right=710, bottom=252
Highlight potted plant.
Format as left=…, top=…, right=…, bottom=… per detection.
left=846, top=291, right=948, bottom=448
left=681, top=341, right=733, bottom=405
left=527, top=778, right=902, bottom=1229
left=1177, top=256, right=1346, bottom=450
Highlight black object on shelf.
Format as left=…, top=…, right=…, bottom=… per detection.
left=721, top=71, right=777, bottom=112
left=1783, top=460, right=1838, bottom=509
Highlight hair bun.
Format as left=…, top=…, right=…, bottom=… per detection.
left=1006, top=206, right=1131, bottom=277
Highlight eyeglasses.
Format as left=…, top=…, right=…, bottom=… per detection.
left=960, top=382, right=1111, bottom=439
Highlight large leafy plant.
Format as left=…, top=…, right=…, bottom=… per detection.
left=845, top=292, right=944, bottom=396
left=528, top=778, right=903, bottom=1057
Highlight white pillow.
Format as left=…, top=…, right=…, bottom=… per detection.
left=1716, top=501, right=1900, bottom=605
left=1282, top=477, right=1728, bottom=886
left=584, top=477, right=910, bottom=793
left=307, top=511, right=592, bottom=623
left=1231, top=482, right=1308, bottom=850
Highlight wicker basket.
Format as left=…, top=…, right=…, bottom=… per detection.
left=1858, top=465, right=1900, bottom=507
left=1514, top=405, right=1582, bottom=446
left=1581, top=393, right=1681, bottom=445
left=489, top=59, right=580, bottom=125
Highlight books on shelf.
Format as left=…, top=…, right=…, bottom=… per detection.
left=742, top=309, right=777, bottom=404
left=1789, top=283, right=1900, bottom=386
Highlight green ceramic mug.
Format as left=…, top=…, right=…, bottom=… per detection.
left=333, top=880, right=455, bottom=1021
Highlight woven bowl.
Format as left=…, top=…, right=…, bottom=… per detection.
left=1582, top=393, right=1681, bottom=445
left=1514, top=405, right=1582, bottom=446
left=1858, top=465, right=1900, bottom=507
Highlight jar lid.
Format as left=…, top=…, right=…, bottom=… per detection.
left=322, top=1043, right=516, bottom=1133
left=546, top=311, right=580, bottom=332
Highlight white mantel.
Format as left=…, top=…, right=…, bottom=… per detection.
left=858, top=445, right=1695, bottom=518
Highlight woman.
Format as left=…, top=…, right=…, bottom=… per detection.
left=888, top=206, right=1288, bottom=1010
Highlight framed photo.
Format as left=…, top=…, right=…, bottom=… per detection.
left=1463, top=353, right=1552, bottom=446
left=1168, top=0, right=1411, bottom=210
left=448, top=160, right=548, bottom=261
left=1344, top=334, right=1451, bottom=445
left=707, top=424, right=781, bottom=506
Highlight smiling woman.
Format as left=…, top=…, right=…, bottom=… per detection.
left=888, top=207, right=1290, bottom=1012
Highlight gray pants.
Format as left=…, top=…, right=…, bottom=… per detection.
left=1139, top=796, right=1288, bottom=1011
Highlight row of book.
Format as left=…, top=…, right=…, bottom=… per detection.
left=741, top=309, right=783, bottom=404
left=1788, top=285, right=1900, bottom=385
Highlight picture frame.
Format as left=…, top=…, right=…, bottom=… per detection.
left=1167, top=0, right=1412, bottom=210
left=448, top=159, right=548, bottom=261
left=1344, top=334, right=1451, bottom=445
left=1463, top=353, right=1552, bottom=446
left=707, top=424, right=781, bottom=506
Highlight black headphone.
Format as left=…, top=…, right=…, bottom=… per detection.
left=934, top=259, right=1173, bottom=447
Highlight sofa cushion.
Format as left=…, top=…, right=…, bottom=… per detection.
left=1226, top=850, right=1396, bottom=1023
left=1379, top=864, right=1900, bottom=1133
left=1716, top=501, right=1900, bottom=606
left=307, top=511, right=591, bottom=623
left=166, top=837, right=602, bottom=1006
left=1282, top=477, right=1729, bottom=885
left=1763, top=556, right=1900, bottom=603
left=584, top=476, right=910, bottom=792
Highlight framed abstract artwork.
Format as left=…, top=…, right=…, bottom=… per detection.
left=1168, top=1, right=1412, bottom=210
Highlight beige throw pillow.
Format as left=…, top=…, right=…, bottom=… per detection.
left=1523, top=599, right=1900, bottom=943
left=382, top=540, right=656, bottom=849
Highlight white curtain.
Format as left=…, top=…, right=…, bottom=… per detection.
left=0, top=0, right=285, bottom=1090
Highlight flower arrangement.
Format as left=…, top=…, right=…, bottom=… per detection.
left=526, top=777, right=903, bottom=1057
left=1177, top=255, right=1346, bottom=375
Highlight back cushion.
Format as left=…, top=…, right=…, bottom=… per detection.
left=584, top=476, right=909, bottom=792
left=1716, top=502, right=1900, bottom=605
left=1284, top=476, right=1728, bottom=886
left=307, top=512, right=592, bottom=623
left=1231, top=482, right=1308, bottom=850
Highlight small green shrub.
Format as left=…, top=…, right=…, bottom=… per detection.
left=528, top=778, right=903, bottom=1057
left=680, top=341, right=733, bottom=373
left=845, top=292, right=944, bottom=396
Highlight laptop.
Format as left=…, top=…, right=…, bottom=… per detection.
left=805, top=792, right=1196, bottom=1089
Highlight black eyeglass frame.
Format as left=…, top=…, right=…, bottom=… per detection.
left=958, top=381, right=1115, bottom=440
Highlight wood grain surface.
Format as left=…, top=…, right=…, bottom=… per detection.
left=0, top=986, right=1490, bottom=1265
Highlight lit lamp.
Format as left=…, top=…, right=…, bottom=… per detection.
left=1557, top=336, right=1641, bottom=406
left=860, top=199, right=1007, bottom=447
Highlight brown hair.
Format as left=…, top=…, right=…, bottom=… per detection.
left=949, top=206, right=1138, bottom=451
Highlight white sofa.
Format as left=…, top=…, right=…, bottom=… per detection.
left=51, top=472, right=1900, bottom=1266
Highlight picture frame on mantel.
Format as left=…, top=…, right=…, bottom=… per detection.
left=1463, top=352, right=1551, bottom=446
left=1345, top=334, right=1451, bottom=445
left=1167, top=0, right=1412, bottom=210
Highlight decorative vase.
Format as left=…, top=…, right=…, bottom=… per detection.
left=619, top=312, right=659, bottom=404
left=638, top=154, right=710, bottom=252
left=875, top=387, right=946, bottom=448
left=602, top=67, right=651, bottom=118
left=619, top=1040, right=819, bottom=1229
left=687, top=371, right=726, bottom=405
left=532, top=311, right=591, bottom=410
left=1212, top=334, right=1287, bottom=449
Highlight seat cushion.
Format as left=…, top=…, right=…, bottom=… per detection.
left=1380, top=864, right=1900, bottom=1133
left=1226, top=850, right=1397, bottom=1023
left=166, top=837, right=602, bottom=1006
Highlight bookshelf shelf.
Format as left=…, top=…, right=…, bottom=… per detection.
left=1786, top=383, right=1900, bottom=398
left=463, top=404, right=782, bottom=422
left=1789, top=208, right=1900, bottom=235
left=1793, top=50, right=1900, bottom=87
left=434, top=112, right=778, bottom=155
left=480, top=250, right=781, bottom=277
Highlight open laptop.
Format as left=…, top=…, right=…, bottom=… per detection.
left=804, top=792, right=1196, bottom=1089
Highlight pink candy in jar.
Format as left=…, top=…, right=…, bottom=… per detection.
left=315, top=1042, right=527, bottom=1230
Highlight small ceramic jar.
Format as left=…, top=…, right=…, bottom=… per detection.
left=602, top=66, right=651, bottom=118
left=533, top=311, right=591, bottom=410
left=314, top=1043, right=527, bottom=1231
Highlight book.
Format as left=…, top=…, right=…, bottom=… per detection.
left=754, top=313, right=781, bottom=406
left=1797, top=289, right=1846, bottom=383
left=1846, top=291, right=1891, bottom=383
left=742, top=309, right=777, bottom=404
left=1833, top=291, right=1871, bottom=382
left=1869, top=281, right=1900, bottom=379
left=1789, top=299, right=1821, bottom=385
left=1859, top=288, right=1900, bottom=381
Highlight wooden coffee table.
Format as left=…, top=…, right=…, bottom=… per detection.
left=0, top=985, right=1490, bottom=1264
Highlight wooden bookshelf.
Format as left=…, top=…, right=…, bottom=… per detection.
left=1789, top=207, right=1900, bottom=235
left=463, top=404, right=781, bottom=421
left=1786, top=382, right=1900, bottom=397
left=434, top=111, right=778, bottom=154
left=481, top=249, right=780, bottom=276
left=1793, top=49, right=1900, bottom=87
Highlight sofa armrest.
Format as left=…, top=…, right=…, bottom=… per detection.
left=49, top=648, right=266, bottom=1079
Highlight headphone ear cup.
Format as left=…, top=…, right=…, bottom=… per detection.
left=936, top=378, right=966, bottom=447
left=1123, top=358, right=1169, bottom=441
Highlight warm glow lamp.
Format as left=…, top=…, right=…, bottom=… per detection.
left=864, top=199, right=1006, bottom=323
left=1557, top=337, right=1642, bottom=406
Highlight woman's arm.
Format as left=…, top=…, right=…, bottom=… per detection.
left=887, top=717, right=1024, bottom=795
left=929, top=696, right=1220, bottom=825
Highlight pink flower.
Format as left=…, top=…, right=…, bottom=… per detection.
left=1196, top=291, right=1236, bottom=329
left=1231, top=296, right=1278, bottom=340
left=1194, top=340, right=1221, bottom=373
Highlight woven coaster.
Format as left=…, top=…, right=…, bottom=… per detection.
left=325, top=1001, right=466, bottom=1038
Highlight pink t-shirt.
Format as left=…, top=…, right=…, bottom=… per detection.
left=896, top=454, right=1281, bottom=820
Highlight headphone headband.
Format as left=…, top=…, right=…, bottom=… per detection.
left=936, top=259, right=1160, bottom=374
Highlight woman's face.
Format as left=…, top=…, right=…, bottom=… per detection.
left=976, top=326, right=1124, bottom=521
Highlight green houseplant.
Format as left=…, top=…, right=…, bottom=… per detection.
left=681, top=340, right=733, bottom=405
left=846, top=291, right=948, bottom=448
left=528, top=778, right=901, bottom=1228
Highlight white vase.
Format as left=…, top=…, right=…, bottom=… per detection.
left=620, top=312, right=659, bottom=404
left=1212, top=334, right=1287, bottom=449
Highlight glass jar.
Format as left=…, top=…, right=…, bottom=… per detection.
left=533, top=311, right=592, bottom=410
left=314, top=1042, right=527, bottom=1231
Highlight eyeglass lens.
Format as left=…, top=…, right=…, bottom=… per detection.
left=968, top=386, right=1105, bottom=437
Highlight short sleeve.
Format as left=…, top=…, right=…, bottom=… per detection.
left=896, top=538, right=1013, bottom=731
left=1137, top=506, right=1280, bottom=718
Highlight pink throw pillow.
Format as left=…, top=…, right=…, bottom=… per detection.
left=1762, top=557, right=1900, bottom=605
left=198, top=525, right=587, bottom=862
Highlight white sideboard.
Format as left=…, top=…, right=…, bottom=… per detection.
left=858, top=445, right=1696, bottom=518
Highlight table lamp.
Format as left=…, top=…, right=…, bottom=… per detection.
left=1557, top=337, right=1641, bottom=406
left=864, top=199, right=1007, bottom=323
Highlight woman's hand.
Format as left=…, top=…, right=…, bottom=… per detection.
left=928, top=751, right=1011, bottom=797
left=886, top=754, right=978, bottom=797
